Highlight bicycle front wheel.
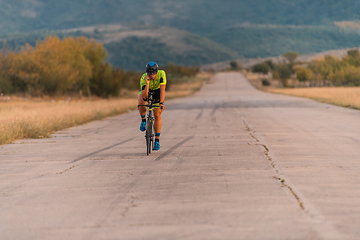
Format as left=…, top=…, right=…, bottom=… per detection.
left=146, top=119, right=152, bottom=155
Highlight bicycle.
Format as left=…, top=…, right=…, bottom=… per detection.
left=139, top=92, right=156, bottom=155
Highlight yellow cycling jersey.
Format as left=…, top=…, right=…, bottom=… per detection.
left=139, top=70, right=167, bottom=93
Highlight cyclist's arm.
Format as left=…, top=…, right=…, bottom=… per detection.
left=142, top=83, right=149, bottom=100
left=159, top=71, right=166, bottom=105
left=160, top=84, right=165, bottom=104
left=141, top=75, right=150, bottom=100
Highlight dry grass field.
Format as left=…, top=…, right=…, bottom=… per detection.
left=0, top=72, right=211, bottom=145
left=0, top=99, right=138, bottom=145
left=265, top=87, right=360, bottom=110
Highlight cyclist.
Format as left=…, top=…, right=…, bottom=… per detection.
left=138, top=61, right=166, bottom=151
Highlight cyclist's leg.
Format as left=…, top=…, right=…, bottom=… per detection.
left=138, top=94, right=147, bottom=131
left=154, top=108, right=162, bottom=139
left=138, top=93, right=146, bottom=116
left=153, top=108, right=162, bottom=150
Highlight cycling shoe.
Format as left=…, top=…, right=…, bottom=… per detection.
left=140, top=121, right=146, bottom=132
left=153, top=141, right=160, bottom=150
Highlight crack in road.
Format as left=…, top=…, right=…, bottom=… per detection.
left=243, top=120, right=302, bottom=207
left=273, top=177, right=304, bottom=210
left=210, top=106, right=220, bottom=128
left=242, top=118, right=342, bottom=239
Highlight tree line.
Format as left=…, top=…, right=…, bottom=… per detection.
left=0, top=36, right=200, bottom=97
left=251, top=50, right=360, bottom=87
left=296, top=49, right=360, bottom=86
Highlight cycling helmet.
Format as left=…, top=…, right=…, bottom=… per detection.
left=146, top=61, right=158, bottom=73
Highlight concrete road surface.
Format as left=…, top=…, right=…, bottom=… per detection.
left=1, top=73, right=360, bottom=240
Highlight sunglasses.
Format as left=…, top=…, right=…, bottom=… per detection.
left=147, top=71, right=157, bottom=75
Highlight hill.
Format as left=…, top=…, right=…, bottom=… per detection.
left=201, top=48, right=357, bottom=71
left=4, top=1, right=360, bottom=68
left=208, top=24, right=360, bottom=58
left=4, top=0, right=360, bottom=35
left=0, top=24, right=239, bottom=71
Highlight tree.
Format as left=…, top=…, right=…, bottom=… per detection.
left=229, top=61, right=242, bottom=70
left=283, top=52, right=300, bottom=64
left=251, top=62, right=270, bottom=74
left=347, top=49, right=360, bottom=59
left=296, top=68, right=314, bottom=81
left=264, top=60, right=275, bottom=69
left=2, top=36, right=113, bottom=96
left=273, top=63, right=292, bottom=80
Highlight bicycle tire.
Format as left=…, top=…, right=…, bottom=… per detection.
left=146, top=131, right=150, bottom=156
left=146, top=118, right=152, bottom=155
left=149, top=118, right=153, bottom=154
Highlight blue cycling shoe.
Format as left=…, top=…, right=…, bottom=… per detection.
left=153, top=141, right=160, bottom=151
left=140, top=121, right=146, bottom=132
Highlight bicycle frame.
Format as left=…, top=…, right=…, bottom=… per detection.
left=139, top=92, right=156, bottom=155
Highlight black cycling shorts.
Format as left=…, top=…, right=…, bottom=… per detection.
left=149, top=89, right=160, bottom=103
left=144, top=89, right=161, bottom=107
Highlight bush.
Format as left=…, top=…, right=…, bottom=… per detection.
left=328, top=65, right=360, bottom=86
left=0, top=36, right=203, bottom=96
left=309, top=55, right=343, bottom=79
left=282, top=52, right=300, bottom=64
left=0, top=77, right=12, bottom=94
left=90, top=63, right=122, bottom=97
left=162, top=63, right=200, bottom=90
left=229, top=61, right=242, bottom=70
left=347, top=49, right=360, bottom=59
left=0, top=36, right=124, bottom=97
left=252, top=62, right=270, bottom=74
left=296, top=68, right=314, bottom=81
left=261, top=79, right=270, bottom=86
left=273, top=63, right=292, bottom=80
left=264, top=60, right=275, bottom=69
left=120, top=70, right=143, bottom=91
left=328, top=69, right=345, bottom=86
left=163, top=63, right=199, bottom=77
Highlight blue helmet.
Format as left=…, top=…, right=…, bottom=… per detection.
left=146, top=61, right=158, bottom=73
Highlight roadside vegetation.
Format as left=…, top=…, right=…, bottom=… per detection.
left=0, top=36, right=208, bottom=145
left=248, top=49, right=360, bottom=87
left=266, top=87, right=360, bottom=110
left=0, top=70, right=208, bottom=146
left=0, top=35, right=202, bottom=97
left=248, top=52, right=297, bottom=87
left=0, top=98, right=137, bottom=145
left=245, top=50, right=360, bottom=110
left=295, top=49, right=360, bottom=86
left=0, top=36, right=126, bottom=97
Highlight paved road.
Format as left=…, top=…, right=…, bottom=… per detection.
left=1, top=73, right=360, bottom=240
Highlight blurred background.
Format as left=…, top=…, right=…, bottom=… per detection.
left=2, top=0, right=360, bottom=70
left=2, top=0, right=360, bottom=97
left=2, top=0, right=360, bottom=147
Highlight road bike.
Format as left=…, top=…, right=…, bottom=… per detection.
left=139, top=92, right=156, bottom=155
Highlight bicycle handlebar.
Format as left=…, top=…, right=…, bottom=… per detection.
left=138, top=104, right=153, bottom=108
left=138, top=102, right=163, bottom=108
